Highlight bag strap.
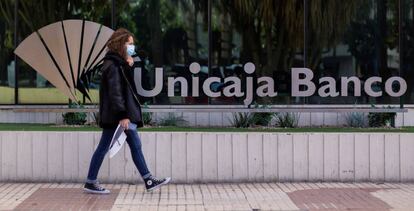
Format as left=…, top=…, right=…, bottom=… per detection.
left=119, top=66, right=142, bottom=106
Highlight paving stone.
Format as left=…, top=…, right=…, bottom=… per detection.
left=1, top=183, right=414, bottom=210
left=15, top=188, right=119, bottom=210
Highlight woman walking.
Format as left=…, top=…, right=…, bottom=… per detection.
left=84, top=28, right=170, bottom=194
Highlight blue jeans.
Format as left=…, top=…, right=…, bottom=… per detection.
left=86, top=124, right=151, bottom=183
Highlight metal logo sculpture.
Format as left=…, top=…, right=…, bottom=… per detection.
left=14, top=20, right=114, bottom=102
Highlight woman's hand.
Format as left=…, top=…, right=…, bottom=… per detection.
left=119, top=118, right=130, bottom=129
left=127, top=56, right=134, bottom=67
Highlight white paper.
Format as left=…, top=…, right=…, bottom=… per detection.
left=109, top=124, right=127, bottom=158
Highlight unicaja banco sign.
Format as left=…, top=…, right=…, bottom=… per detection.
left=135, top=62, right=407, bottom=106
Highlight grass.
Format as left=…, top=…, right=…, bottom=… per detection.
left=0, top=86, right=99, bottom=104
left=0, top=123, right=414, bottom=133
left=0, top=86, right=14, bottom=104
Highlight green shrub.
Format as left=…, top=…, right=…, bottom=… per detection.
left=368, top=112, right=396, bottom=127
left=62, top=102, right=87, bottom=125
left=368, top=105, right=396, bottom=127
left=92, top=112, right=100, bottom=126
left=251, top=112, right=274, bottom=126
left=230, top=112, right=254, bottom=128
left=344, top=112, right=366, bottom=128
left=158, top=113, right=187, bottom=126
left=250, top=103, right=275, bottom=126
left=274, top=112, right=299, bottom=128
left=143, top=112, right=153, bottom=125
left=142, top=102, right=153, bottom=125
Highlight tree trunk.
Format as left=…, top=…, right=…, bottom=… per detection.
left=377, top=0, right=390, bottom=103
left=148, top=0, right=163, bottom=66
left=242, top=24, right=260, bottom=69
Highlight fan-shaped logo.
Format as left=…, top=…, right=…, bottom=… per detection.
left=14, top=20, right=114, bottom=102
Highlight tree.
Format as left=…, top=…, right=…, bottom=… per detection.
left=215, top=0, right=361, bottom=76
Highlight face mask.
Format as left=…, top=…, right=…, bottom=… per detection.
left=126, top=44, right=135, bottom=56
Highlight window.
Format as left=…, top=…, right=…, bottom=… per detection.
left=117, top=0, right=209, bottom=105
left=211, top=0, right=305, bottom=105
left=0, top=0, right=411, bottom=106
left=0, top=0, right=15, bottom=104
left=402, top=0, right=414, bottom=104
left=307, top=0, right=400, bottom=104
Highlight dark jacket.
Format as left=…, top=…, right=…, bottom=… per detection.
left=99, top=51, right=144, bottom=128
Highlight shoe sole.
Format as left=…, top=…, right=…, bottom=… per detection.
left=83, top=188, right=111, bottom=194
left=147, top=177, right=171, bottom=192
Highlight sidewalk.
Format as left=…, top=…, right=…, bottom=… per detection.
left=1, top=182, right=413, bottom=211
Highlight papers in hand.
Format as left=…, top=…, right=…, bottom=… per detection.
left=109, top=124, right=127, bottom=158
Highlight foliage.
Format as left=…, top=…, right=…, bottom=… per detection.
left=0, top=0, right=111, bottom=39
left=251, top=112, right=274, bottom=126
left=344, top=112, right=366, bottom=128
left=217, top=0, right=361, bottom=74
left=116, top=0, right=363, bottom=76
left=274, top=112, right=300, bottom=128
left=62, top=112, right=87, bottom=125
left=2, top=123, right=414, bottom=133
left=250, top=103, right=274, bottom=126
left=143, top=112, right=153, bottom=125
left=92, top=112, right=100, bottom=126
left=368, top=105, right=397, bottom=127
left=158, top=113, right=187, bottom=126
left=62, top=102, right=87, bottom=125
left=117, top=0, right=199, bottom=66
left=368, top=112, right=396, bottom=127
left=229, top=112, right=254, bottom=128
left=142, top=102, right=153, bottom=125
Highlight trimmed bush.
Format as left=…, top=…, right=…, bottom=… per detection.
left=62, top=103, right=87, bottom=125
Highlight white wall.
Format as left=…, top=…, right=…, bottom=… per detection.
left=1, top=131, right=414, bottom=183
